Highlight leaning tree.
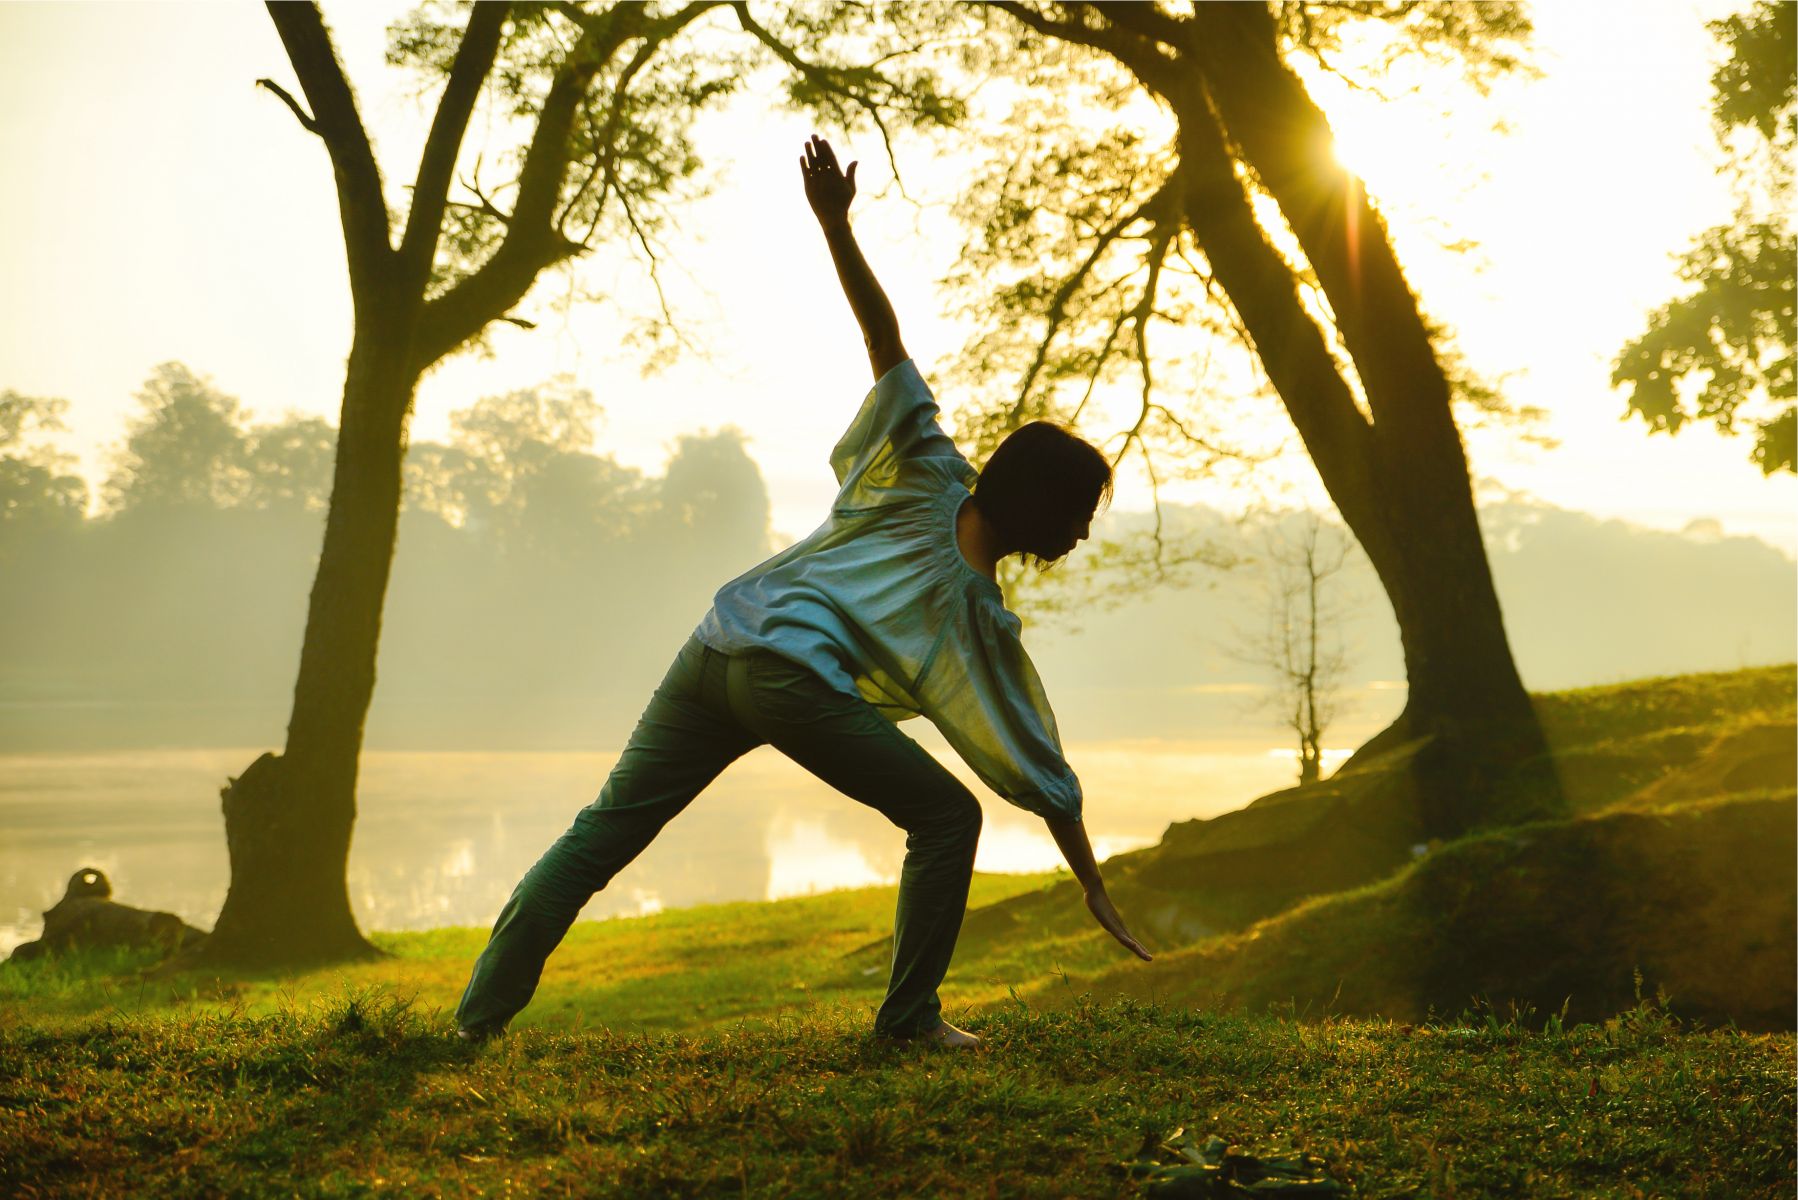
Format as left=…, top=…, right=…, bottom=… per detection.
left=951, top=1, right=1564, bottom=837
left=194, top=0, right=959, bottom=966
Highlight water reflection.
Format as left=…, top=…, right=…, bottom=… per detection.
left=0, top=738, right=1310, bottom=953
left=765, top=817, right=894, bottom=900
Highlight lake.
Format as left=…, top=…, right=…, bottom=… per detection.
left=0, top=738, right=1352, bottom=954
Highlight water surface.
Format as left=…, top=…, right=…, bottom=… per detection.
left=0, top=739, right=1347, bottom=953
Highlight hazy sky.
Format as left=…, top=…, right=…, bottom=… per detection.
left=2, top=0, right=1793, bottom=555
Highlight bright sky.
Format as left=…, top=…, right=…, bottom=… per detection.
left=1, top=1, right=1792, bottom=555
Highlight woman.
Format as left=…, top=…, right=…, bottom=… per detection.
left=456, top=136, right=1152, bottom=1051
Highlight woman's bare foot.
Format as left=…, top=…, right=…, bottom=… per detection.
left=924, top=1020, right=981, bottom=1050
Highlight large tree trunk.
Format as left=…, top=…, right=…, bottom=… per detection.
left=1153, top=7, right=1563, bottom=836
left=1353, top=431, right=1564, bottom=835
left=177, top=0, right=818, bottom=968
left=182, top=0, right=605, bottom=968
left=187, top=312, right=418, bottom=966
left=172, top=2, right=514, bottom=968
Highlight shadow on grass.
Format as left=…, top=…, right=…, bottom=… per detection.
left=0, top=982, right=499, bottom=1192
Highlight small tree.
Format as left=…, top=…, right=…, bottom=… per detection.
left=1226, top=510, right=1360, bottom=787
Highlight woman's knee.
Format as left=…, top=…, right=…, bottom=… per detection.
left=901, top=786, right=981, bottom=850
left=945, top=790, right=983, bottom=849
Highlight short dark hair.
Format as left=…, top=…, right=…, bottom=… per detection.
left=971, top=422, right=1113, bottom=565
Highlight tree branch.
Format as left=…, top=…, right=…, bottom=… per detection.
left=1068, top=302, right=1132, bottom=427
left=729, top=1, right=909, bottom=192
left=990, top=1, right=1181, bottom=95
left=398, top=1, right=510, bottom=284
left=1006, top=174, right=1179, bottom=427
left=618, top=185, right=690, bottom=351
left=455, top=153, right=515, bottom=226
left=1100, top=223, right=1176, bottom=567
left=255, top=78, right=319, bottom=134
left=416, top=0, right=725, bottom=367
left=559, top=94, right=611, bottom=239
left=1099, top=1, right=1190, bottom=51
left=559, top=33, right=658, bottom=242
left=264, top=2, right=392, bottom=301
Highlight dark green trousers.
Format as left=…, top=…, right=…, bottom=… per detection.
left=456, top=634, right=983, bottom=1038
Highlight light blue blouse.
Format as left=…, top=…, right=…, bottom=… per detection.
left=692, top=359, right=1082, bottom=820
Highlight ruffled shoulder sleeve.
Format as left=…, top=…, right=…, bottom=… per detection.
left=829, top=359, right=965, bottom=507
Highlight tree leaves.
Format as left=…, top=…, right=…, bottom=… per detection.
left=383, top=0, right=971, bottom=353
left=0, top=392, right=86, bottom=528
left=1612, top=1, right=1795, bottom=475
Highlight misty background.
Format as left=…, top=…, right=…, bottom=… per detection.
left=4, top=363, right=1792, bottom=757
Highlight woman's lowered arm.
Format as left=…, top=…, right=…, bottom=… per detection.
left=1045, top=813, right=1154, bottom=961
left=800, top=135, right=907, bottom=380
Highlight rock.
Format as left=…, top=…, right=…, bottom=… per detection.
left=7, top=867, right=209, bottom=962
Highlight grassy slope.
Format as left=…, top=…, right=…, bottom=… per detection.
left=993, top=664, right=1798, bottom=1029
left=1057, top=792, right=1795, bottom=1029
left=2, top=665, right=1795, bottom=1196
left=948, top=665, right=1795, bottom=974
left=1532, top=663, right=1796, bottom=813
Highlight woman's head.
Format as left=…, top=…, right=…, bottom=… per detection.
left=971, top=421, right=1113, bottom=565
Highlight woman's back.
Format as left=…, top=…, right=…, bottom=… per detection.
left=693, top=360, right=1081, bottom=820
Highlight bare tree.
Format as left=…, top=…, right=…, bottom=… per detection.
left=1227, top=510, right=1359, bottom=787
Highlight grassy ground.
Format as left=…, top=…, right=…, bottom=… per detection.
left=3, top=987, right=1791, bottom=1198
left=3, top=663, right=1794, bottom=1196
left=0, top=872, right=1065, bottom=1034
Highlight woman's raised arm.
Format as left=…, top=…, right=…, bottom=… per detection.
left=800, top=135, right=907, bottom=381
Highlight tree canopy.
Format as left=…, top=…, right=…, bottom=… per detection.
left=930, top=1, right=1560, bottom=833
left=937, top=3, right=1543, bottom=585
left=0, top=392, right=85, bottom=529
left=1612, top=0, right=1795, bottom=475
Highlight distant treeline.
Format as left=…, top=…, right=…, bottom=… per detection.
left=3, top=365, right=1793, bottom=752
left=1026, top=499, right=1797, bottom=743
left=0, top=364, right=773, bottom=749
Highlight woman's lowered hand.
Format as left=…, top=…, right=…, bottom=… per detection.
left=1085, top=886, right=1153, bottom=961
left=1044, top=813, right=1153, bottom=961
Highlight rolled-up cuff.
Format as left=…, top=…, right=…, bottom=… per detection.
left=1005, top=769, right=1083, bottom=821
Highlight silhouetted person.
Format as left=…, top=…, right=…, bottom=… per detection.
left=456, top=137, right=1151, bottom=1051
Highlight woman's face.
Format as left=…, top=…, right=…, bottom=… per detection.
left=1042, top=505, right=1094, bottom=560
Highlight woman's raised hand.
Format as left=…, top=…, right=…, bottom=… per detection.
left=800, top=134, right=857, bottom=225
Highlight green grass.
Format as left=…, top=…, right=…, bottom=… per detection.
left=1534, top=663, right=1794, bottom=814
left=1055, top=792, right=1796, bottom=1032
left=0, top=872, right=1067, bottom=1033
left=4, top=663, right=1795, bottom=1196
left=3, top=988, right=1791, bottom=1198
